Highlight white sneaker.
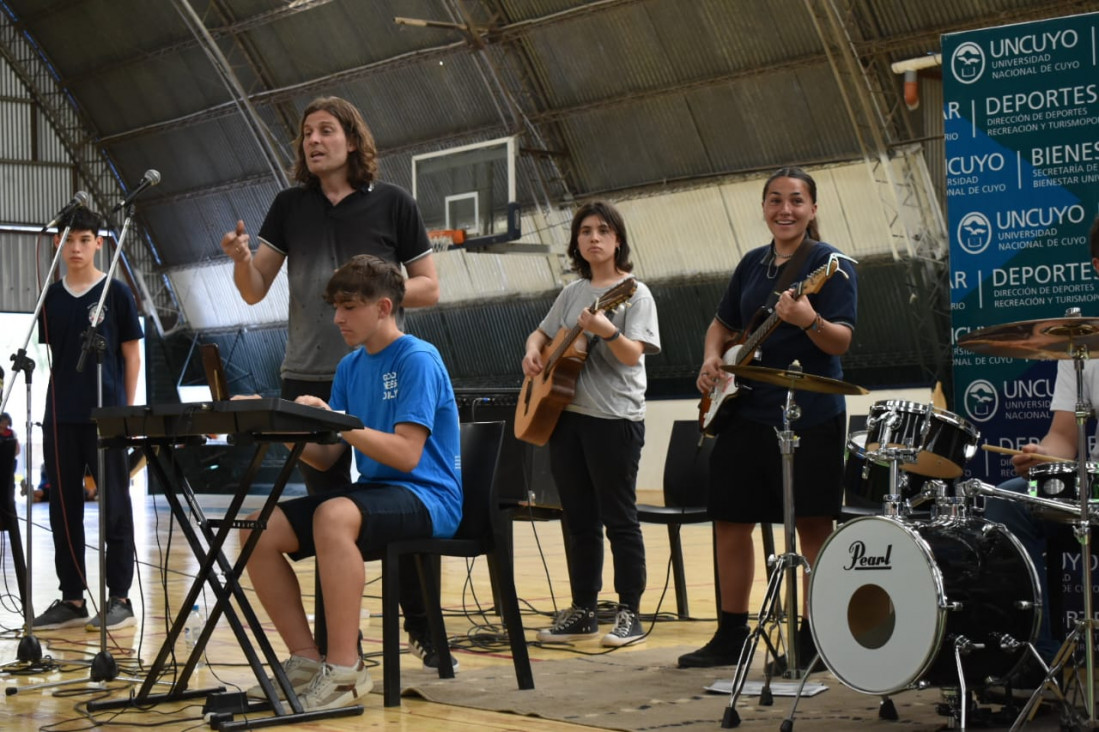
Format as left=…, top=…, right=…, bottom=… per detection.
left=601, top=607, right=645, bottom=648
left=299, top=661, right=373, bottom=711
left=246, top=655, right=323, bottom=700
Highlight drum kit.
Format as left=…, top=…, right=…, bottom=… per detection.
left=715, top=312, right=1099, bottom=731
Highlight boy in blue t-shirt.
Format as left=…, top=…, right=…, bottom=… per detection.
left=34, top=207, right=144, bottom=632
left=242, top=254, right=460, bottom=712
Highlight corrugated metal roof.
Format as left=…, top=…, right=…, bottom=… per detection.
left=0, top=0, right=1091, bottom=394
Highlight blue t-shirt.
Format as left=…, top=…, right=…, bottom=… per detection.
left=329, top=335, right=462, bottom=537
left=715, top=239, right=857, bottom=428
left=39, top=275, right=144, bottom=424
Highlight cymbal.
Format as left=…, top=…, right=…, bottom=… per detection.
left=957, top=317, right=1099, bottom=360
left=721, top=364, right=869, bottom=395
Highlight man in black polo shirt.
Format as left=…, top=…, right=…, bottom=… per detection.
left=219, top=95, right=443, bottom=666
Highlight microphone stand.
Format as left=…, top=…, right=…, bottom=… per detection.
left=76, top=207, right=138, bottom=683
left=13, top=209, right=144, bottom=695
left=0, top=224, right=75, bottom=674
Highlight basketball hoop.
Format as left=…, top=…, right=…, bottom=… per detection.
left=427, top=228, right=466, bottom=253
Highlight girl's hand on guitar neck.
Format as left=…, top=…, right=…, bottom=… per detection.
left=577, top=307, right=615, bottom=339
left=775, top=287, right=816, bottom=329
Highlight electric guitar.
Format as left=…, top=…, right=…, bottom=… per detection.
left=698, top=256, right=847, bottom=435
left=514, top=277, right=638, bottom=446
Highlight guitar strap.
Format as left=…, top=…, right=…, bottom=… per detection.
left=746, top=237, right=817, bottom=336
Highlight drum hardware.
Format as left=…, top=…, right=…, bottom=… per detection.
left=718, top=361, right=867, bottom=730
left=808, top=514, right=1041, bottom=730
left=959, top=308, right=1099, bottom=728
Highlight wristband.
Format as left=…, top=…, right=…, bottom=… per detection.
left=802, top=314, right=822, bottom=333
left=604, top=328, right=622, bottom=342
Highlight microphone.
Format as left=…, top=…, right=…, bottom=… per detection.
left=42, top=191, right=90, bottom=230
left=112, top=169, right=161, bottom=212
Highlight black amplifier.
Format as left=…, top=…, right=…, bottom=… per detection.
left=453, top=388, right=559, bottom=508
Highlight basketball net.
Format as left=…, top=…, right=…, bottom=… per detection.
left=427, top=229, right=466, bottom=253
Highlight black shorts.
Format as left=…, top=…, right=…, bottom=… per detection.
left=708, top=412, right=845, bottom=523
left=279, top=483, right=433, bottom=560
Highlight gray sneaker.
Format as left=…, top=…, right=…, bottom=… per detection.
left=246, top=655, right=323, bottom=700
left=33, top=600, right=90, bottom=630
left=298, top=661, right=373, bottom=711
left=85, top=597, right=136, bottom=631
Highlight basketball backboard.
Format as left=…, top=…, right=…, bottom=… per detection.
left=412, top=136, right=523, bottom=251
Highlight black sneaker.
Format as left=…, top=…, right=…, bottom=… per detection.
left=408, top=628, right=460, bottom=671
left=85, top=597, right=136, bottom=631
left=32, top=599, right=90, bottom=630
left=536, top=605, right=599, bottom=643
left=677, top=625, right=749, bottom=668
left=602, top=607, right=645, bottom=648
left=766, top=623, right=823, bottom=675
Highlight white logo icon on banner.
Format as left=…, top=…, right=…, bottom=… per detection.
left=964, top=379, right=999, bottom=423
left=957, top=212, right=992, bottom=255
left=951, top=42, right=985, bottom=84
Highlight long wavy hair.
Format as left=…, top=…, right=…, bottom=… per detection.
left=763, top=166, right=821, bottom=241
left=291, top=96, right=378, bottom=189
left=566, top=200, right=634, bottom=280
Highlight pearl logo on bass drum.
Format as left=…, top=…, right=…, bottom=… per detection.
left=843, top=541, right=893, bottom=571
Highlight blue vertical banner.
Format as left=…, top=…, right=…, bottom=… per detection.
left=943, top=13, right=1099, bottom=485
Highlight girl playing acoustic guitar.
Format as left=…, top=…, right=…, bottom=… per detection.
left=520, top=200, right=660, bottom=648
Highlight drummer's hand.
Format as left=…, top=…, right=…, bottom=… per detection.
left=776, top=289, right=816, bottom=330
left=1011, top=443, right=1045, bottom=477
left=697, top=355, right=726, bottom=395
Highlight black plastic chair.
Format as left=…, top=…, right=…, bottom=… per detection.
left=369, top=420, right=534, bottom=707
left=636, top=420, right=721, bottom=619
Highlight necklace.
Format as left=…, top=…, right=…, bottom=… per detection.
left=773, top=250, right=795, bottom=259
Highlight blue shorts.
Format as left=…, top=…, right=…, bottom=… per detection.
left=278, top=483, right=433, bottom=560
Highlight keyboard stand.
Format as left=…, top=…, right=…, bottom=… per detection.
left=87, top=410, right=364, bottom=729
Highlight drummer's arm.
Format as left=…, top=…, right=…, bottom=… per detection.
left=1013, top=410, right=1078, bottom=475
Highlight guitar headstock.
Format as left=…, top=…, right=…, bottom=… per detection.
left=595, top=277, right=638, bottom=313
left=793, top=253, right=854, bottom=297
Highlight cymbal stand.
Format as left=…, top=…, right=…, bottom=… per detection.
left=1010, top=340, right=1096, bottom=729
left=722, top=381, right=813, bottom=728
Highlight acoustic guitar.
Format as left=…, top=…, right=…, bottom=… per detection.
left=698, top=256, right=847, bottom=435
left=514, top=277, right=638, bottom=446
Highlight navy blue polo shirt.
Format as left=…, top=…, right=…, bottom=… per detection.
left=715, top=239, right=858, bottom=428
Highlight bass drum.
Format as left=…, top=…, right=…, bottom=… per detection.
left=807, top=515, right=1039, bottom=695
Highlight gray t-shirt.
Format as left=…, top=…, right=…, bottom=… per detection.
left=537, top=276, right=660, bottom=421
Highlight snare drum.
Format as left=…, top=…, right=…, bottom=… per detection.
left=843, top=431, right=927, bottom=509
left=866, top=401, right=979, bottom=479
left=808, top=515, right=1039, bottom=695
left=1030, top=461, right=1099, bottom=502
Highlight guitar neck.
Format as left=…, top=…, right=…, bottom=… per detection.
left=738, top=276, right=815, bottom=361
left=738, top=310, right=781, bottom=363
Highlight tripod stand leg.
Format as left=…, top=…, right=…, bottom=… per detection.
left=781, top=651, right=821, bottom=730
left=721, top=551, right=793, bottom=728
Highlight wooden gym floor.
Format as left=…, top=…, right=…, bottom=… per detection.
left=0, top=479, right=755, bottom=731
